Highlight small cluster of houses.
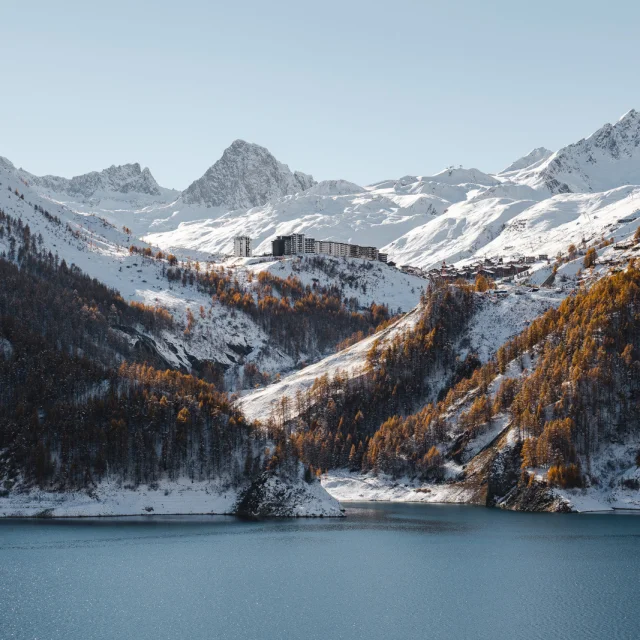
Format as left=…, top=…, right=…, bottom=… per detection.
left=233, top=234, right=388, bottom=263
left=400, top=254, right=550, bottom=282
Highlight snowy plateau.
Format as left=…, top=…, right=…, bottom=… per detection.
left=3, top=108, right=640, bottom=515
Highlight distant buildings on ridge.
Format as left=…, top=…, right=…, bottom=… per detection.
left=233, top=232, right=387, bottom=263
left=272, top=233, right=387, bottom=262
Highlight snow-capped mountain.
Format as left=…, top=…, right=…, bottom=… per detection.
left=506, top=109, right=640, bottom=194
left=181, top=139, right=316, bottom=209
left=140, top=166, right=501, bottom=256
left=20, top=162, right=168, bottom=198
left=142, top=109, right=640, bottom=263
left=16, top=160, right=181, bottom=225
left=500, top=147, right=553, bottom=174
left=383, top=185, right=640, bottom=270
left=144, top=177, right=447, bottom=255
left=383, top=110, right=640, bottom=268
left=7, top=108, right=640, bottom=275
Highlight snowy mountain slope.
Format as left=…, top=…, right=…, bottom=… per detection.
left=500, top=147, right=553, bottom=174
left=233, top=253, right=426, bottom=313
left=181, top=139, right=315, bottom=209
left=507, top=109, right=640, bottom=194
left=384, top=186, right=640, bottom=270
left=0, top=159, right=296, bottom=378
left=383, top=196, right=537, bottom=269
left=478, top=186, right=640, bottom=261
left=460, top=289, right=563, bottom=363
left=143, top=179, right=445, bottom=256
left=238, top=287, right=562, bottom=424
left=238, top=306, right=424, bottom=423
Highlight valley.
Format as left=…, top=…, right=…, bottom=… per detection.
left=2, top=108, right=640, bottom=516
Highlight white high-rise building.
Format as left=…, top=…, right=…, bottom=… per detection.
left=290, top=233, right=306, bottom=254
left=304, top=237, right=316, bottom=253
left=233, top=236, right=252, bottom=257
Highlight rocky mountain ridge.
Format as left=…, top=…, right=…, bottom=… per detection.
left=20, top=162, right=165, bottom=198
left=507, top=109, right=640, bottom=194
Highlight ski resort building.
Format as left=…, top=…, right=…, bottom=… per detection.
left=233, top=236, right=252, bottom=257
left=290, top=233, right=306, bottom=254
left=271, top=233, right=384, bottom=262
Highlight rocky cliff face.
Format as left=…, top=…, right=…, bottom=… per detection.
left=181, top=139, right=315, bottom=209
left=236, top=470, right=344, bottom=517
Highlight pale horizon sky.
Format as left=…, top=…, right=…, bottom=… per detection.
left=1, top=0, right=639, bottom=189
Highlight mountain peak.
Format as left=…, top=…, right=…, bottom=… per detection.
left=181, top=141, right=316, bottom=209
left=618, top=108, right=639, bottom=123
left=501, top=147, right=553, bottom=174
left=508, top=109, right=640, bottom=194
left=228, top=139, right=254, bottom=150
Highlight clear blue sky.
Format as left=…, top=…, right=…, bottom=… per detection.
left=2, top=0, right=639, bottom=189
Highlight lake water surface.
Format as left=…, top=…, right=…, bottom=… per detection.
left=2, top=503, right=640, bottom=640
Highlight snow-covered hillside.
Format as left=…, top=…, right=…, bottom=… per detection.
left=1, top=157, right=428, bottom=389
left=144, top=179, right=446, bottom=256
left=383, top=196, right=537, bottom=269
left=385, top=186, right=640, bottom=270
left=0, top=159, right=295, bottom=379
left=232, top=254, right=426, bottom=313
left=238, top=307, right=423, bottom=424
left=238, top=287, right=563, bottom=424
